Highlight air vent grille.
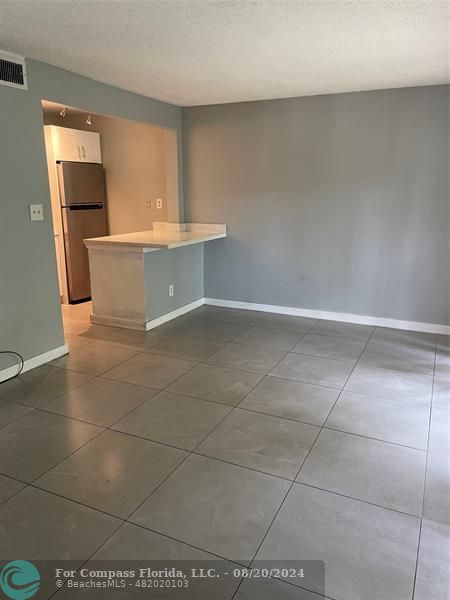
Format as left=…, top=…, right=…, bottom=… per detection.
left=0, top=51, right=27, bottom=89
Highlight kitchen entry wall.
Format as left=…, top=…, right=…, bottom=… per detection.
left=183, top=85, right=450, bottom=326
left=43, top=111, right=168, bottom=234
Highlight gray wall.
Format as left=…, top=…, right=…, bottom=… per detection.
left=0, top=59, right=182, bottom=362
left=183, top=86, right=450, bottom=325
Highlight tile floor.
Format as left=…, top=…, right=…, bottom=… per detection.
left=0, top=301, right=448, bottom=599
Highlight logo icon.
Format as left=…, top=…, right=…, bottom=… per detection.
left=0, top=561, right=40, bottom=600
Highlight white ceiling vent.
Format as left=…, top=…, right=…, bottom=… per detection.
left=0, top=50, right=27, bottom=90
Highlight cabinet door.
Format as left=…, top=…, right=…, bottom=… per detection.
left=52, top=127, right=82, bottom=162
left=78, top=131, right=102, bottom=163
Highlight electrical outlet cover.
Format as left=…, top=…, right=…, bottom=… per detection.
left=156, top=198, right=163, bottom=209
left=30, top=204, right=44, bottom=221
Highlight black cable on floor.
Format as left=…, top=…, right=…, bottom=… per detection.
left=0, top=351, right=24, bottom=383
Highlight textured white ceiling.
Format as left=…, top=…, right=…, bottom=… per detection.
left=1, top=1, right=448, bottom=106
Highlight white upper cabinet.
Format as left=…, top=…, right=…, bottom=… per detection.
left=46, top=126, right=102, bottom=163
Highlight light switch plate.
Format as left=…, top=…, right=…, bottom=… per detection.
left=30, top=204, right=44, bottom=221
left=144, top=197, right=151, bottom=208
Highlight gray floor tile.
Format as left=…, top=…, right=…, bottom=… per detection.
left=310, top=320, right=374, bottom=342
left=36, top=430, right=186, bottom=518
left=76, top=523, right=241, bottom=600
left=206, top=343, right=286, bottom=374
left=148, top=334, right=226, bottom=361
left=297, top=428, right=426, bottom=515
left=77, top=324, right=120, bottom=341
left=204, top=307, right=262, bottom=325
left=236, top=577, right=327, bottom=599
left=423, top=452, right=450, bottom=526
left=0, top=399, right=33, bottom=427
left=255, top=314, right=317, bottom=335
left=0, top=365, right=92, bottom=407
left=103, top=352, right=197, bottom=389
left=113, top=391, right=231, bottom=450
left=51, top=342, right=138, bottom=376
left=435, top=349, right=450, bottom=380
left=167, top=363, right=263, bottom=407
left=240, top=376, right=339, bottom=425
left=130, top=454, right=290, bottom=564
left=43, top=377, right=156, bottom=427
left=345, top=364, right=433, bottom=405
left=0, top=486, right=120, bottom=559
left=182, top=319, right=252, bottom=341
left=371, top=327, right=436, bottom=351
left=359, top=341, right=435, bottom=375
left=234, top=326, right=303, bottom=351
left=292, top=334, right=365, bottom=362
left=429, top=407, right=450, bottom=456
left=0, top=473, right=24, bottom=503
left=197, top=409, right=319, bottom=479
left=98, top=327, right=172, bottom=351
left=414, top=519, right=450, bottom=600
left=437, top=335, right=450, bottom=352
left=256, top=484, right=420, bottom=600
left=325, top=391, right=430, bottom=449
left=65, top=335, right=94, bottom=352
left=433, top=378, right=450, bottom=409
left=0, top=410, right=101, bottom=481
left=271, top=353, right=354, bottom=388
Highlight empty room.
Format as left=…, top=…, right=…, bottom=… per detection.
left=0, top=1, right=448, bottom=599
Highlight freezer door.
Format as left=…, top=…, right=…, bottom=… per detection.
left=62, top=205, right=108, bottom=302
left=58, top=161, right=106, bottom=206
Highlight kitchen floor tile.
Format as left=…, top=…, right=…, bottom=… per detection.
left=423, top=452, right=450, bottom=526
left=113, top=391, right=231, bottom=450
left=371, top=327, right=436, bottom=351
left=36, top=430, right=186, bottom=518
left=51, top=342, right=138, bottom=376
left=197, top=409, right=319, bottom=479
left=359, top=341, right=435, bottom=375
left=292, top=334, right=365, bottom=362
left=77, top=324, right=120, bottom=341
left=130, top=454, right=290, bottom=564
left=239, top=376, right=339, bottom=425
left=310, top=320, right=374, bottom=342
left=43, top=377, right=156, bottom=427
left=255, top=484, right=420, bottom=600
left=0, top=486, right=120, bottom=559
left=0, top=399, right=33, bottom=428
left=429, top=407, right=450, bottom=456
left=271, top=353, right=354, bottom=388
left=345, top=364, right=433, bottom=405
left=98, top=327, right=172, bottom=351
left=433, top=378, right=450, bottom=409
left=0, top=473, right=24, bottom=504
left=148, top=334, right=225, bottom=361
left=297, top=428, right=426, bottom=515
left=325, top=391, right=430, bottom=449
left=103, top=352, right=197, bottom=389
left=182, top=319, right=252, bottom=341
left=414, top=519, right=450, bottom=600
left=167, top=363, right=263, bottom=406
left=0, top=364, right=92, bottom=407
left=234, top=326, right=304, bottom=351
left=205, top=343, right=286, bottom=374
left=0, top=410, right=101, bottom=481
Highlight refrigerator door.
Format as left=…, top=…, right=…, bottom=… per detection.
left=62, top=205, right=108, bottom=302
left=58, top=161, right=106, bottom=207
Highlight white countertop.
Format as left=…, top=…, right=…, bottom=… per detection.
left=84, top=228, right=226, bottom=250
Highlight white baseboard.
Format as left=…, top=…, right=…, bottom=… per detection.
left=204, top=298, right=450, bottom=335
left=0, top=344, right=69, bottom=383
left=91, top=313, right=146, bottom=331
left=146, top=298, right=205, bottom=330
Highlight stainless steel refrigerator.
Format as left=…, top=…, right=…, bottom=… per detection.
left=57, top=161, right=108, bottom=303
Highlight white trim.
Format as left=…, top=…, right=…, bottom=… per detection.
left=145, top=298, right=205, bottom=330
left=0, top=344, right=69, bottom=383
left=90, top=313, right=146, bottom=331
left=204, top=298, right=450, bottom=335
